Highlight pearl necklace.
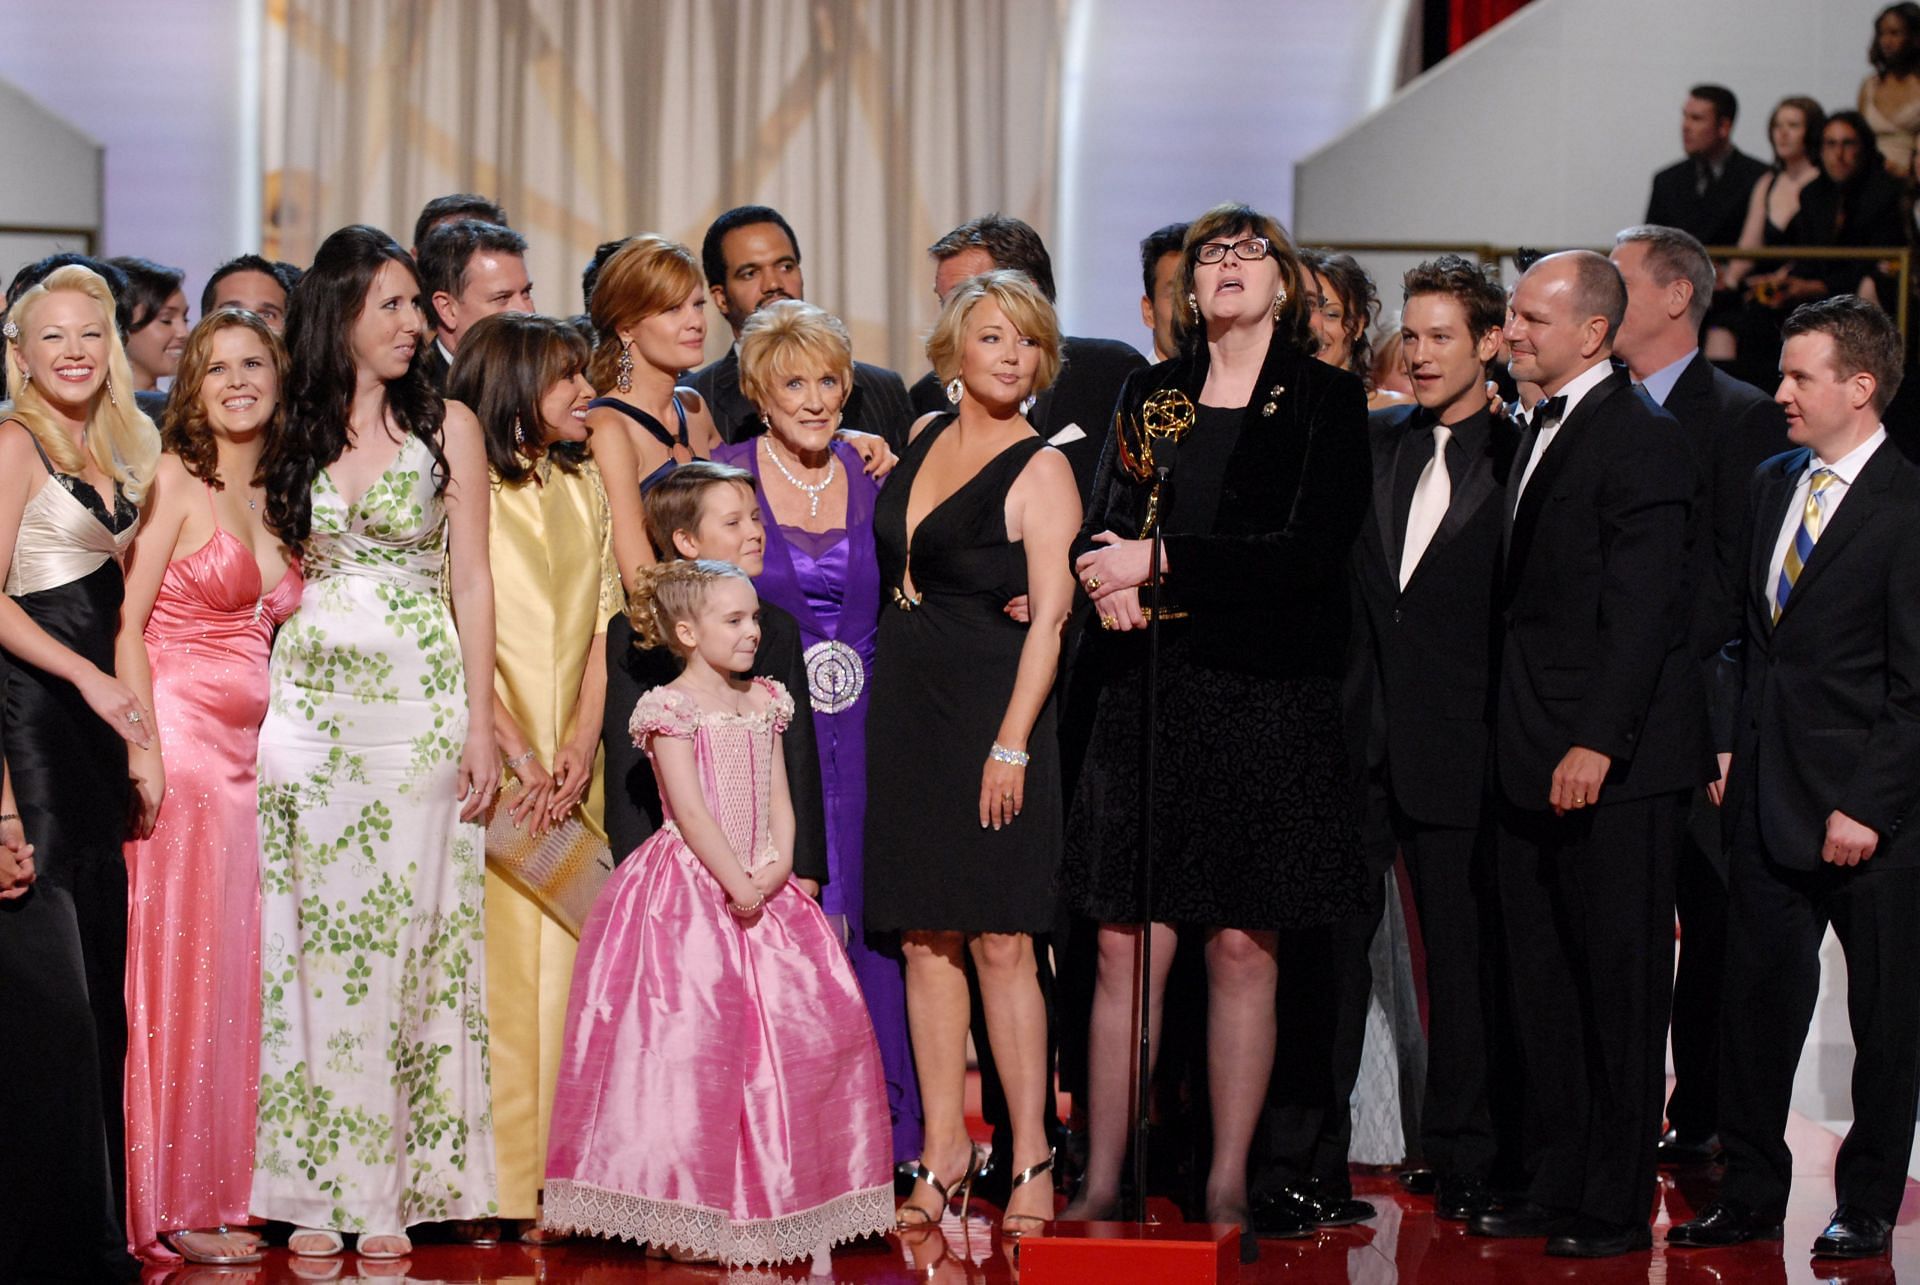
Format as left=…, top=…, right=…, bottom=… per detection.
left=762, top=437, right=836, bottom=519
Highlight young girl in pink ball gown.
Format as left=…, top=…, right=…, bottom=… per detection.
left=542, top=559, right=892, bottom=1270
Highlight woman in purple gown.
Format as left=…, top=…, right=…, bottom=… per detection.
left=712, top=299, right=920, bottom=1163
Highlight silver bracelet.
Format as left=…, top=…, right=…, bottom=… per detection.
left=989, top=742, right=1030, bottom=767
left=504, top=748, right=537, bottom=771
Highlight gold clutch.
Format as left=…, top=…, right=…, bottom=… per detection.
left=485, top=779, right=615, bottom=938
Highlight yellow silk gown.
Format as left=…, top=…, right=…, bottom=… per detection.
left=485, top=456, right=623, bottom=1220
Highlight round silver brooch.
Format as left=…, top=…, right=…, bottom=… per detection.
left=804, top=639, right=865, bottom=715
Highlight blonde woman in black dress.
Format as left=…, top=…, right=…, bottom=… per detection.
left=865, top=270, right=1080, bottom=1239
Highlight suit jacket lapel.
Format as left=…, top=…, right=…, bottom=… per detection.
left=1369, top=413, right=1406, bottom=584
left=1777, top=443, right=1896, bottom=622
left=1505, top=372, right=1624, bottom=586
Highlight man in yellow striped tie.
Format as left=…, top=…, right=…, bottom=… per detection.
left=1671, top=295, right=1920, bottom=1261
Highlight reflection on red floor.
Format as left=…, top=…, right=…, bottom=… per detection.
left=137, top=1113, right=1920, bottom=1284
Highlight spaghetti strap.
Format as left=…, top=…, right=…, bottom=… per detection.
left=17, top=422, right=56, bottom=475
left=589, top=395, right=689, bottom=451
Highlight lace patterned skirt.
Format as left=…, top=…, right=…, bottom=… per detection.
left=543, top=823, right=894, bottom=1264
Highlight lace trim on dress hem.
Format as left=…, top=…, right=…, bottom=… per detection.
left=540, top=1178, right=893, bottom=1265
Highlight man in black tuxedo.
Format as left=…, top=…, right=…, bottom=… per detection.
left=415, top=219, right=533, bottom=393
left=686, top=206, right=913, bottom=447
left=1609, top=225, right=1790, bottom=1166
left=1670, top=298, right=1920, bottom=1261
left=1469, top=251, right=1712, bottom=1257
left=1261, top=256, right=1517, bottom=1229
left=908, top=215, right=1146, bottom=504
left=1645, top=86, right=1771, bottom=249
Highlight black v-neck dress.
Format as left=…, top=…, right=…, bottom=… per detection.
left=864, top=414, right=1062, bottom=933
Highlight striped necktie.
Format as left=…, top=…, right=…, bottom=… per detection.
left=1773, top=468, right=1841, bottom=621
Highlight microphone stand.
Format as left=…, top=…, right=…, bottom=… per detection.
left=1130, top=462, right=1172, bottom=1225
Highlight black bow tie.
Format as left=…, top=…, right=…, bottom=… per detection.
left=1532, top=395, right=1567, bottom=426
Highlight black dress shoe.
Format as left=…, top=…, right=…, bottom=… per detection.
left=1247, top=1191, right=1316, bottom=1239
left=1546, top=1217, right=1653, bottom=1258
left=1666, top=1199, right=1783, bottom=1247
left=1434, top=1174, right=1494, bottom=1221
left=1812, top=1205, right=1891, bottom=1258
left=1468, top=1201, right=1575, bottom=1239
left=1656, top=1128, right=1724, bottom=1167
left=1397, top=1167, right=1438, bottom=1196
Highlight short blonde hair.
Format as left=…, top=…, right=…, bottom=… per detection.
left=925, top=268, right=1061, bottom=393
left=737, top=300, right=854, bottom=409
left=587, top=234, right=704, bottom=392
left=4, top=265, right=160, bottom=500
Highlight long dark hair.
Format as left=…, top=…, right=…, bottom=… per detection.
left=1300, top=249, right=1381, bottom=387
left=261, top=224, right=446, bottom=548
left=1871, top=3, right=1920, bottom=76
left=448, top=311, right=591, bottom=486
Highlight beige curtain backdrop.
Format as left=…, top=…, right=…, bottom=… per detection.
left=262, top=0, right=1063, bottom=376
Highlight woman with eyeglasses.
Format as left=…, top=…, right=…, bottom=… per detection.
left=1059, top=204, right=1371, bottom=1249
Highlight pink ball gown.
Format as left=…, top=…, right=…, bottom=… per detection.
left=543, top=677, right=893, bottom=1265
left=122, top=494, right=301, bottom=1258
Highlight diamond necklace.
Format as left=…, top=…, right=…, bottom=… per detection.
left=762, top=436, right=836, bottom=519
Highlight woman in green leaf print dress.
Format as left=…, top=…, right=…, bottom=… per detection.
left=251, top=225, right=500, bottom=1261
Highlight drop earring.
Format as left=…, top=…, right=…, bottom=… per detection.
left=1186, top=292, right=1199, bottom=323
left=105, top=376, right=117, bottom=407
left=945, top=377, right=963, bottom=406
left=616, top=343, right=634, bottom=393
left=512, top=415, right=526, bottom=449
left=1020, top=394, right=1037, bottom=416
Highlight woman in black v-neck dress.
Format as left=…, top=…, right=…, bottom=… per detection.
left=864, top=271, right=1081, bottom=1238
left=0, top=263, right=159, bottom=1282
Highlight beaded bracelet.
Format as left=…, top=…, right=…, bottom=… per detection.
left=504, top=748, right=537, bottom=771
left=989, top=742, right=1030, bottom=767
left=729, top=892, right=767, bottom=917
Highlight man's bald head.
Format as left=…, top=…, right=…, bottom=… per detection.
left=1506, top=251, right=1627, bottom=393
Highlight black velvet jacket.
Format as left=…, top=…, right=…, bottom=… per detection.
left=1074, top=336, right=1371, bottom=680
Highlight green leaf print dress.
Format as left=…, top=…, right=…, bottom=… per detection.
left=251, top=433, right=496, bottom=1234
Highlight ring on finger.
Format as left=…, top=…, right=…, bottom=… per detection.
left=1085, top=576, right=1102, bottom=592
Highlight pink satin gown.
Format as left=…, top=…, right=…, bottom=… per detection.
left=543, top=678, right=893, bottom=1266
left=123, top=502, right=300, bottom=1259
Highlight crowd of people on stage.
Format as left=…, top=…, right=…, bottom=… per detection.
left=7, top=13, right=1920, bottom=1278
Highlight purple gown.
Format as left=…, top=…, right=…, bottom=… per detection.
left=714, top=436, right=922, bottom=1161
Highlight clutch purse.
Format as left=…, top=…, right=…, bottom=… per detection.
left=485, top=779, right=615, bottom=937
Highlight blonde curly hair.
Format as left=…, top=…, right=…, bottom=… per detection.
left=627, top=557, right=753, bottom=654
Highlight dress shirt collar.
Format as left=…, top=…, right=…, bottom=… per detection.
left=1809, top=425, right=1888, bottom=482
left=436, top=337, right=455, bottom=368
left=1545, top=358, right=1614, bottom=426
left=1434, top=404, right=1493, bottom=456
left=1639, top=348, right=1697, bottom=407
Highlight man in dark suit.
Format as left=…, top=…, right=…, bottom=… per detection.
left=686, top=205, right=912, bottom=447
left=1609, top=225, right=1790, bottom=1166
left=1469, top=251, right=1712, bottom=1257
left=415, top=219, right=533, bottom=393
left=908, top=214, right=1146, bottom=504
left=1670, top=298, right=1920, bottom=1260
left=1645, top=85, right=1771, bottom=248
left=1260, top=256, right=1517, bottom=1230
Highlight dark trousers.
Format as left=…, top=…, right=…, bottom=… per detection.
left=0, top=885, right=132, bottom=1283
left=1493, top=790, right=1685, bottom=1227
left=1257, top=865, right=1386, bottom=1196
left=1664, top=788, right=1728, bottom=1141
left=1399, top=814, right=1498, bottom=1179
left=1717, top=847, right=1920, bottom=1223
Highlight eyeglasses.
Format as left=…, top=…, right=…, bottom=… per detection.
left=1193, top=237, right=1272, bottom=265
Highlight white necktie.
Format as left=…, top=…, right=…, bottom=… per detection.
left=1399, top=425, right=1452, bottom=589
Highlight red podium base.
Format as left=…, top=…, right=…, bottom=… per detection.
left=1016, top=1218, right=1242, bottom=1284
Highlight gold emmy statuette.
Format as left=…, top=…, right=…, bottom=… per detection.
left=1135, top=388, right=1198, bottom=538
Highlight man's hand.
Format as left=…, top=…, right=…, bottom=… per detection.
left=1549, top=746, right=1612, bottom=816
left=1821, top=810, right=1879, bottom=867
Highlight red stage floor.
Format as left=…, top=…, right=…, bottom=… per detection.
left=134, top=1113, right=1919, bottom=1284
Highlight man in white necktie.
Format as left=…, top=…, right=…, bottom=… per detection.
left=1289, top=255, right=1516, bottom=1225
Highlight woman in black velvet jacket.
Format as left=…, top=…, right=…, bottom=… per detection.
left=1058, top=204, right=1371, bottom=1235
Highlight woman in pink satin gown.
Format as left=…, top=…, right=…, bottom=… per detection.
left=117, top=310, right=300, bottom=1263
left=543, top=561, right=892, bottom=1269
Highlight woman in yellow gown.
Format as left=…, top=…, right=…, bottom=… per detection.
left=448, top=312, right=622, bottom=1240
